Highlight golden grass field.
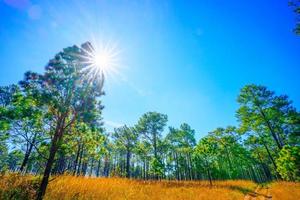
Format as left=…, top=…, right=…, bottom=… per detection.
left=0, top=174, right=299, bottom=200
left=270, top=182, right=300, bottom=200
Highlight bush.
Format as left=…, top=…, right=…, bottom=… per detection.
left=276, top=145, right=300, bottom=181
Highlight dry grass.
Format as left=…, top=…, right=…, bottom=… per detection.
left=1, top=174, right=299, bottom=200
left=270, top=181, right=300, bottom=200
left=0, top=173, right=38, bottom=200
left=44, top=176, right=256, bottom=200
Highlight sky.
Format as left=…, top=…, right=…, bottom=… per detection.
left=0, top=0, right=300, bottom=140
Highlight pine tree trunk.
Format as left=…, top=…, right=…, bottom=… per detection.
left=126, top=150, right=131, bottom=178
left=36, top=125, right=64, bottom=200
left=20, top=146, right=32, bottom=172
left=96, top=157, right=101, bottom=177
left=205, top=159, right=212, bottom=187
left=258, top=108, right=283, bottom=149
left=76, top=144, right=84, bottom=176
left=20, top=132, right=37, bottom=172
left=143, top=159, right=146, bottom=180
left=73, top=143, right=81, bottom=175
left=89, top=158, right=94, bottom=177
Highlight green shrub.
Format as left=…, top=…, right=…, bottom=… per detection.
left=276, top=145, right=300, bottom=181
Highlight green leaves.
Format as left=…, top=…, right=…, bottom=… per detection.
left=276, top=145, right=300, bottom=181
left=136, top=111, right=168, bottom=156
left=237, top=84, right=295, bottom=149
left=166, top=123, right=196, bottom=150
left=289, top=0, right=300, bottom=35
left=113, top=126, right=138, bottom=151
left=150, top=157, right=165, bottom=177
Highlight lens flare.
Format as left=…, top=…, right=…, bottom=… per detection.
left=79, top=41, right=121, bottom=83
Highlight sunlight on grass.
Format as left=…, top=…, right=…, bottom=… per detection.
left=271, top=182, right=300, bottom=200
left=2, top=174, right=300, bottom=200
left=0, top=174, right=38, bottom=199
left=44, top=176, right=256, bottom=200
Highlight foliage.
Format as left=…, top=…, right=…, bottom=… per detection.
left=14, top=42, right=106, bottom=199
left=136, top=112, right=167, bottom=178
left=150, top=157, right=165, bottom=177
left=113, top=125, right=138, bottom=178
left=276, top=145, right=300, bottom=181
left=290, top=0, right=300, bottom=35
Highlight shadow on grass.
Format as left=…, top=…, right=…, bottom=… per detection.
left=226, top=185, right=253, bottom=195
left=144, top=180, right=257, bottom=195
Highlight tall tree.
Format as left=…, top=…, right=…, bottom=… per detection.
left=166, top=123, right=196, bottom=180
left=8, top=89, right=46, bottom=173
left=136, top=112, right=167, bottom=179
left=112, top=125, right=138, bottom=178
left=194, top=136, right=218, bottom=186
left=19, top=42, right=104, bottom=200
left=237, top=84, right=296, bottom=150
left=0, top=85, right=19, bottom=171
left=237, top=84, right=300, bottom=180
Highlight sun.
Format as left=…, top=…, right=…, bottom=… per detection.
left=93, top=51, right=113, bottom=72
left=79, top=41, right=121, bottom=83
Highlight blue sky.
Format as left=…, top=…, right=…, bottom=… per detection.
left=1, top=0, right=300, bottom=139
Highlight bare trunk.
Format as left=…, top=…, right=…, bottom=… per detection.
left=89, top=158, right=94, bottom=177
left=76, top=144, right=84, bottom=176
left=96, top=157, right=101, bottom=177
left=259, top=108, right=283, bottom=150
left=126, top=150, right=131, bottom=178
left=73, top=143, right=81, bottom=175
left=36, top=128, right=63, bottom=200
left=205, top=159, right=212, bottom=187
left=262, top=142, right=277, bottom=171
left=20, top=132, right=37, bottom=172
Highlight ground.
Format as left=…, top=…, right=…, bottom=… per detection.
left=0, top=174, right=299, bottom=200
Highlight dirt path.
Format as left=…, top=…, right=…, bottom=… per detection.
left=244, top=185, right=272, bottom=200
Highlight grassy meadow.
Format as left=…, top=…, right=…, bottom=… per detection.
left=270, top=182, right=300, bottom=200
left=0, top=174, right=299, bottom=200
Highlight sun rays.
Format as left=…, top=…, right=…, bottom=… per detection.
left=78, top=40, right=121, bottom=84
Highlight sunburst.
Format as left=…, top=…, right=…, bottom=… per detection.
left=78, top=41, right=121, bottom=84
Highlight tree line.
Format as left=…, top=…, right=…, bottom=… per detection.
left=0, top=43, right=299, bottom=199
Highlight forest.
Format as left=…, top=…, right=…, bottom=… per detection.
left=0, top=42, right=299, bottom=199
